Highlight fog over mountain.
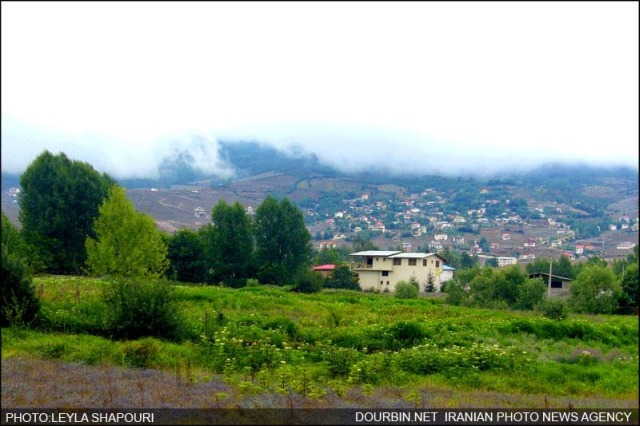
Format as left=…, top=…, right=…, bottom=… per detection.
left=2, top=117, right=638, bottom=182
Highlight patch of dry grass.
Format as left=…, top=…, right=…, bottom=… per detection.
left=3, top=358, right=637, bottom=409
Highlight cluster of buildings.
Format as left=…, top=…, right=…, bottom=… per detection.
left=311, top=187, right=638, bottom=265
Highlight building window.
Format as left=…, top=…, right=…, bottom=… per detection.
left=393, top=258, right=401, bottom=265
left=382, top=271, right=389, bottom=276
left=436, top=260, right=440, bottom=268
left=423, top=259, right=427, bottom=266
left=408, top=259, right=417, bottom=266
left=387, top=281, right=390, bottom=285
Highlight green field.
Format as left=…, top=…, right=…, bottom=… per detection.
left=1, top=275, right=638, bottom=408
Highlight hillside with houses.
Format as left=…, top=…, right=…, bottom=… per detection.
left=2, top=141, right=638, bottom=267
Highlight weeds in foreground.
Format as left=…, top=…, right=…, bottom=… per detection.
left=1, top=276, right=638, bottom=408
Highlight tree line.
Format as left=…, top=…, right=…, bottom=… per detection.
left=2, top=151, right=637, bottom=333
left=5, top=151, right=321, bottom=286
left=2, top=151, right=354, bottom=333
left=444, top=249, right=638, bottom=316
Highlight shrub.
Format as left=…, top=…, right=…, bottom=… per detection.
left=538, top=298, right=569, bottom=320
left=444, top=279, right=470, bottom=306
left=1, top=255, right=40, bottom=327
left=388, top=321, right=426, bottom=348
left=291, top=270, right=323, bottom=293
left=324, top=265, right=360, bottom=290
left=246, top=278, right=260, bottom=287
left=569, top=265, right=620, bottom=314
left=102, top=278, right=184, bottom=341
left=263, top=317, right=299, bottom=339
left=121, top=339, right=160, bottom=368
left=395, top=281, right=419, bottom=299
left=324, top=347, right=362, bottom=378
left=515, top=278, right=547, bottom=310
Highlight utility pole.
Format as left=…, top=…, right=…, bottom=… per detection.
left=548, top=258, right=553, bottom=297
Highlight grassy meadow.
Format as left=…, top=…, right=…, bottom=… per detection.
left=1, top=275, right=638, bottom=409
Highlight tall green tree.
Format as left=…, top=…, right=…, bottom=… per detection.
left=352, top=234, right=379, bottom=252
left=569, top=264, right=620, bottom=314
left=167, top=228, right=208, bottom=283
left=459, top=252, right=479, bottom=269
left=324, top=265, right=360, bottom=290
left=19, top=151, right=115, bottom=274
left=254, top=196, right=312, bottom=285
left=314, top=246, right=351, bottom=265
left=2, top=212, right=29, bottom=265
left=1, top=213, right=40, bottom=326
left=85, top=185, right=168, bottom=279
left=554, top=255, right=575, bottom=279
left=515, top=278, right=547, bottom=311
left=493, top=266, right=526, bottom=306
left=619, top=262, right=638, bottom=313
left=206, top=200, right=253, bottom=287
left=1, top=254, right=40, bottom=327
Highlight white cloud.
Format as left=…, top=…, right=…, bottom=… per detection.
left=2, top=2, right=638, bottom=178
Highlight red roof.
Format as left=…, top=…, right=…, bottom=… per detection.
left=313, top=264, right=336, bottom=271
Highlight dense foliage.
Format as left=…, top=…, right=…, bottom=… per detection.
left=166, top=228, right=209, bottom=283
left=205, top=200, right=254, bottom=287
left=1, top=213, right=41, bottom=326
left=102, top=278, right=183, bottom=341
left=85, top=186, right=169, bottom=279
left=18, top=151, right=115, bottom=274
left=323, top=265, right=360, bottom=291
left=1, top=212, right=30, bottom=267
left=569, top=265, right=621, bottom=314
left=254, top=196, right=313, bottom=285
left=446, top=266, right=547, bottom=311
left=1, top=254, right=40, bottom=327
left=394, top=280, right=419, bottom=299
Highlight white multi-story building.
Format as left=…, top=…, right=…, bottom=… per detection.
left=496, top=257, right=518, bottom=267
left=350, top=251, right=446, bottom=293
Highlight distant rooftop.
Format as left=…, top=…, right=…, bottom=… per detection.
left=313, top=264, right=336, bottom=271
left=389, top=252, right=443, bottom=259
left=350, top=250, right=402, bottom=257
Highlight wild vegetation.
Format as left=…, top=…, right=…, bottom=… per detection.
left=2, top=276, right=638, bottom=408
left=2, top=150, right=638, bottom=410
left=2, top=275, right=638, bottom=408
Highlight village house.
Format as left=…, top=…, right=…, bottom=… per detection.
left=496, top=256, right=518, bottom=267
left=429, top=241, right=443, bottom=251
left=453, top=236, right=465, bottom=244
left=350, top=250, right=447, bottom=293
left=318, top=241, right=336, bottom=250
left=519, top=253, right=536, bottom=261
left=528, top=272, right=572, bottom=297
left=312, top=264, right=336, bottom=278
left=440, top=265, right=455, bottom=283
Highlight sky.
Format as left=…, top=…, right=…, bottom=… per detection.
left=2, top=2, right=638, bottom=179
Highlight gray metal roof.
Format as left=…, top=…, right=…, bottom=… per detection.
left=349, top=250, right=402, bottom=257
left=388, top=252, right=430, bottom=258
left=390, top=252, right=445, bottom=259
